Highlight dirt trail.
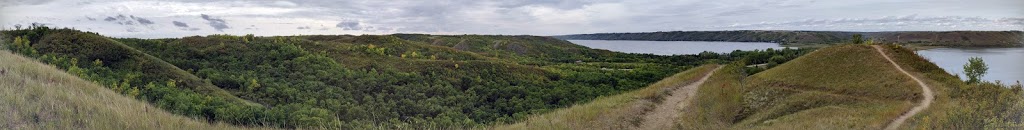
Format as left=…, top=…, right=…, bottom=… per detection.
left=872, top=45, right=934, bottom=130
left=636, top=66, right=722, bottom=130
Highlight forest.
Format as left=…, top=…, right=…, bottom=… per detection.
left=0, top=26, right=811, bottom=129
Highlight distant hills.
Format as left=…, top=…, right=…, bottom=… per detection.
left=555, top=30, right=1024, bottom=47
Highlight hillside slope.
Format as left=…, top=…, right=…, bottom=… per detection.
left=678, top=45, right=922, bottom=129
left=494, top=65, right=719, bottom=129
left=0, top=50, right=246, bottom=129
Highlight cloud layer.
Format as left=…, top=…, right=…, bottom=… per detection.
left=1, top=0, right=1020, bottom=38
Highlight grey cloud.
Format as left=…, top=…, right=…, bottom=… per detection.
left=200, top=14, right=230, bottom=31
left=101, top=14, right=156, bottom=26
left=297, top=26, right=310, bottom=29
left=335, top=21, right=361, bottom=30
left=172, top=21, right=189, bottom=27
left=719, top=15, right=1015, bottom=30
left=134, top=17, right=154, bottom=25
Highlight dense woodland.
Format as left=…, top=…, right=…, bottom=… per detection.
left=556, top=30, right=1024, bottom=46
left=0, top=26, right=811, bottom=129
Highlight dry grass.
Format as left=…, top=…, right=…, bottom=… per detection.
left=675, top=44, right=927, bottom=129
left=0, top=50, right=260, bottom=129
left=490, top=64, right=719, bottom=130
left=677, top=63, right=746, bottom=130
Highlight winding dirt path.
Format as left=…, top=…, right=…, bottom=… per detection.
left=636, top=66, right=722, bottom=130
left=872, top=45, right=934, bottom=130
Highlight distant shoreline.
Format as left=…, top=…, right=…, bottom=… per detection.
left=555, top=30, right=1024, bottom=47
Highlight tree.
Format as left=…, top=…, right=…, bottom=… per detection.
left=246, top=78, right=261, bottom=92
left=963, top=57, right=988, bottom=84
left=851, top=34, right=864, bottom=44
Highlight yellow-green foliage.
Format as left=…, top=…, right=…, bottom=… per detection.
left=678, top=62, right=746, bottom=129
left=493, top=65, right=718, bottom=130
left=0, top=50, right=254, bottom=129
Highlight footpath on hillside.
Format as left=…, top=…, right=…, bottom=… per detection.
left=872, top=45, right=935, bottom=130
left=635, top=66, right=723, bottom=130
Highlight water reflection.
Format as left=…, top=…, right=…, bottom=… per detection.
left=916, top=47, right=1024, bottom=83
left=568, top=40, right=787, bottom=55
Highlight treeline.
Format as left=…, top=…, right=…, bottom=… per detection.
left=1, top=27, right=811, bottom=129
left=555, top=30, right=1023, bottom=46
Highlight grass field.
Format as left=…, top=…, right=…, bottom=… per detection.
left=492, top=64, right=718, bottom=130
left=0, top=50, right=256, bottom=129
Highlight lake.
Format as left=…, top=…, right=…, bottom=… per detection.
left=916, top=47, right=1024, bottom=83
left=568, top=40, right=787, bottom=55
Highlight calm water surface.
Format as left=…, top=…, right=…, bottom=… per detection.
left=568, top=40, right=787, bottom=55
left=917, top=47, right=1024, bottom=83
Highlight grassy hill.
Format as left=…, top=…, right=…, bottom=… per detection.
left=0, top=50, right=249, bottom=129
left=730, top=45, right=917, bottom=129
left=677, top=44, right=1024, bottom=129
left=1, top=27, right=811, bottom=129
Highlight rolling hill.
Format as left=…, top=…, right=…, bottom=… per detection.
left=2, top=27, right=812, bottom=129
left=0, top=50, right=249, bottom=129
left=677, top=44, right=1024, bottom=129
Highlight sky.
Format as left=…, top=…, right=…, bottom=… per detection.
left=1, top=0, right=1022, bottom=38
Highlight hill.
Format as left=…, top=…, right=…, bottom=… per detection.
left=0, top=50, right=248, bottom=129
left=2, top=27, right=811, bottom=129
left=555, top=30, right=1024, bottom=47
left=676, top=44, right=1024, bottom=129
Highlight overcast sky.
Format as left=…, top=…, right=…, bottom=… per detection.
left=1, top=0, right=1022, bottom=38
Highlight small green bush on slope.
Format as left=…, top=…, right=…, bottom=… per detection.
left=0, top=50, right=252, bottom=129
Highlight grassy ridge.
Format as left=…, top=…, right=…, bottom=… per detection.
left=677, top=44, right=1024, bottom=129
left=752, top=45, right=919, bottom=100
left=678, top=45, right=919, bottom=129
left=735, top=45, right=917, bottom=129
left=493, top=64, right=718, bottom=129
left=0, top=50, right=250, bottom=129
left=6, top=29, right=254, bottom=105
left=877, top=45, right=1024, bottom=129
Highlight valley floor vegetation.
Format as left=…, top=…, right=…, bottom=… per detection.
left=0, top=26, right=811, bottom=129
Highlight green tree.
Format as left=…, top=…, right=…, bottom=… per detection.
left=851, top=34, right=864, bottom=44
left=246, top=78, right=260, bottom=92
left=963, top=57, right=988, bottom=84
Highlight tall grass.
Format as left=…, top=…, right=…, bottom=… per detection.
left=491, top=64, right=718, bottom=130
left=0, top=50, right=259, bottom=129
left=677, top=62, right=745, bottom=129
